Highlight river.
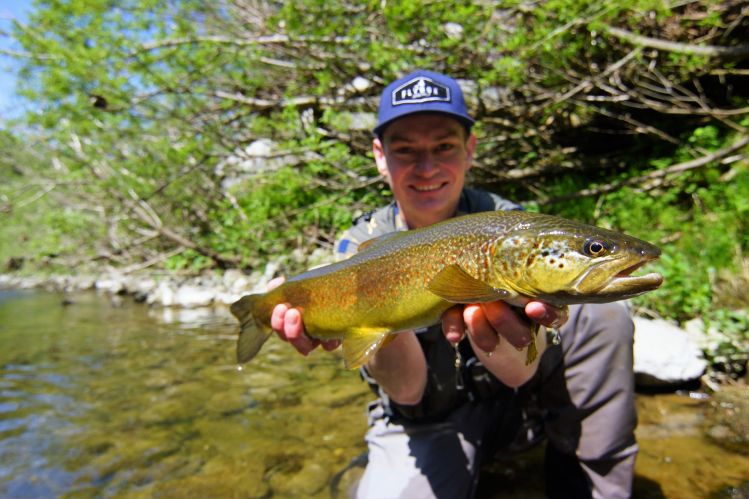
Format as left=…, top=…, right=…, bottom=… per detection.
left=0, top=290, right=747, bottom=498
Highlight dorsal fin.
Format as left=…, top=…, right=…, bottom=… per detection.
left=357, top=232, right=400, bottom=253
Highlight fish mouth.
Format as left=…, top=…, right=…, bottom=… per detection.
left=597, top=259, right=663, bottom=297
left=568, top=252, right=663, bottom=302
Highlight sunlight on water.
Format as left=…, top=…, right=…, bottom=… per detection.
left=0, top=290, right=368, bottom=497
left=0, top=290, right=746, bottom=498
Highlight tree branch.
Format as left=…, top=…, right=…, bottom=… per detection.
left=604, top=25, right=749, bottom=61
left=541, top=134, right=749, bottom=205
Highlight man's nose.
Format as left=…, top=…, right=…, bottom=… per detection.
left=414, top=152, right=438, bottom=174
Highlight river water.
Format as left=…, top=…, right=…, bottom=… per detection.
left=0, top=290, right=747, bottom=498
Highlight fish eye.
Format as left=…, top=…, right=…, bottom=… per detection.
left=583, top=239, right=610, bottom=257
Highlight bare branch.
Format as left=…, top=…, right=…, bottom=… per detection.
left=541, top=134, right=749, bottom=205
left=605, top=25, right=749, bottom=61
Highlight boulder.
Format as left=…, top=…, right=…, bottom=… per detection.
left=633, top=317, right=707, bottom=387
left=173, top=284, right=215, bottom=308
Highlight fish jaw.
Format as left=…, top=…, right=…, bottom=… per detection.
left=590, top=271, right=663, bottom=301
left=574, top=252, right=663, bottom=302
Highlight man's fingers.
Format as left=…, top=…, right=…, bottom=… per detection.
left=481, top=301, right=532, bottom=349
left=271, top=303, right=289, bottom=338
left=525, top=302, right=569, bottom=329
left=441, top=305, right=465, bottom=344
left=321, top=339, right=342, bottom=351
left=271, top=304, right=318, bottom=355
left=464, top=304, right=500, bottom=353
left=283, top=308, right=316, bottom=355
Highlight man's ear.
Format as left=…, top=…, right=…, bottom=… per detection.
left=465, top=133, right=477, bottom=168
left=373, top=137, right=390, bottom=178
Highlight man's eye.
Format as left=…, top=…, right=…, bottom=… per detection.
left=436, top=143, right=455, bottom=153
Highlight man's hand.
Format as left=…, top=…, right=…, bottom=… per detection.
left=442, top=300, right=568, bottom=351
left=441, top=300, right=569, bottom=387
left=268, top=277, right=341, bottom=355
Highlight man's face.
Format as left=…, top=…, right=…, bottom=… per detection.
left=373, top=113, right=476, bottom=228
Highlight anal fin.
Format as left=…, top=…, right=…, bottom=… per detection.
left=341, top=328, right=391, bottom=370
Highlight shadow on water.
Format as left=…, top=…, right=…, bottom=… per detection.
left=0, top=290, right=747, bottom=498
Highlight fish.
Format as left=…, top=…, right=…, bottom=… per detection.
left=230, top=210, right=663, bottom=369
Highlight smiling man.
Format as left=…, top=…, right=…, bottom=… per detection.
left=373, top=113, right=476, bottom=229
left=270, top=70, right=638, bottom=499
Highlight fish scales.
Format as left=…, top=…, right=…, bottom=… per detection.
left=231, top=211, right=663, bottom=369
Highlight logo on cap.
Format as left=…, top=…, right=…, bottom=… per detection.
left=391, top=76, right=450, bottom=106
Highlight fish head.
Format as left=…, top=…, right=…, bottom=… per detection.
left=491, top=220, right=663, bottom=305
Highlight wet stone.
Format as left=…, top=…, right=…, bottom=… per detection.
left=704, top=385, right=749, bottom=455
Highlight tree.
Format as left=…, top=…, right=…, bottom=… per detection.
left=2, top=0, right=748, bottom=321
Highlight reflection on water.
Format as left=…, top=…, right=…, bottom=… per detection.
left=0, top=290, right=747, bottom=498
left=0, top=290, right=368, bottom=498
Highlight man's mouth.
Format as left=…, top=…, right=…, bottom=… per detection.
left=412, top=183, right=446, bottom=192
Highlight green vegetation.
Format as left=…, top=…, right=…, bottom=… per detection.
left=1, top=1, right=747, bottom=371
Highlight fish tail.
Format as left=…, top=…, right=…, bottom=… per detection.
left=230, top=294, right=274, bottom=363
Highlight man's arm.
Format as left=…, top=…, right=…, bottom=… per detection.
left=363, top=331, right=427, bottom=405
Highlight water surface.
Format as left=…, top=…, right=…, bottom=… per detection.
left=0, top=290, right=369, bottom=497
left=0, top=290, right=747, bottom=498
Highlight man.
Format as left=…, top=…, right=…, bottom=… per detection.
left=270, top=70, right=637, bottom=498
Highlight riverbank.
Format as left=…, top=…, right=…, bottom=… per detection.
left=0, top=265, right=744, bottom=389
left=0, top=268, right=271, bottom=310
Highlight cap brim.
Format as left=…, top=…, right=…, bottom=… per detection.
left=373, top=111, right=475, bottom=137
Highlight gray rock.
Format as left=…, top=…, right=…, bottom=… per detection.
left=444, top=22, right=464, bottom=40
left=173, top=284, right=215, bottom=308
left=633, top=317, right=707, bottom=387
left=147, top=281, right=175, bottom=306
left=94, top=274, right=127, bottom=294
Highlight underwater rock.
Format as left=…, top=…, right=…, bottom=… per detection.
left=704, top=384, right=749, bottom=455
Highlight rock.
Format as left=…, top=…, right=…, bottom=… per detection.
left=94, top=273, right=127, bottom=294
left=633, top=317, right=708, bottom=387
left=704, top=384, right=749, bottom=455
left=684, top=317, right=722, bottom=352
left=173, top=284, right=215, bottom=308
left=347, top=112, right=377, bottom=131
left=351, top=76, right=372, bottom=92
left=444, top=22, right=464, bottom=40
left=480, top=86, right=513, bottom=113
left=147, top=281, right=175, bottom=306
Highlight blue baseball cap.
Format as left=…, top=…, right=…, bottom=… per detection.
left=373, top=70, right=475, bottom=137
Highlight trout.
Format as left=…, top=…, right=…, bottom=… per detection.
left=230, top=210, right=663, bottom=369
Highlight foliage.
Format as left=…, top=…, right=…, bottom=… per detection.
left=702, top=309, right=749, bottom=376
left=1, top=0, right=748, bottom=370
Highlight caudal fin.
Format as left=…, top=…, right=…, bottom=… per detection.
left=230, top=294, right=273, bottom=363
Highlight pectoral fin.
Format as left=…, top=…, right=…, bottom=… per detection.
left=427, top=265, right=510, bottom=303
left=341, top=329, right=391, bottom=370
